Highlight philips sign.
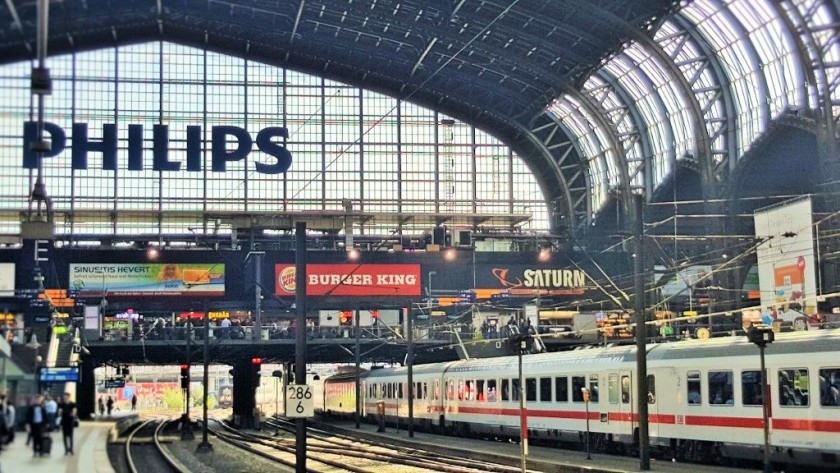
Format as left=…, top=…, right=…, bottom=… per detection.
left=23, top=122, right=292, bottom=174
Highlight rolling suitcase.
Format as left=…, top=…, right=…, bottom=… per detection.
left=41, top=435, right=52, bottom=455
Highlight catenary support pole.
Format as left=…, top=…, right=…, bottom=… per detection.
left=295, top=222, right=307, bottom=473
left=634, top=192, right=650, bottom=470
left=196, top=300, right=213, bottom=452
left=407, top=307, right=414, bottom=437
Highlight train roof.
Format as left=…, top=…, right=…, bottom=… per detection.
left=646, top=328, right=840, bottom=362
left=363, top=361, right=462, bottom=379
left=332, top=329, right=840, bottom=380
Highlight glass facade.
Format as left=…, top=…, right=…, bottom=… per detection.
left=0, top=42, right=548, bottom=237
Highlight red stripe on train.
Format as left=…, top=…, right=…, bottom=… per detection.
left=773, top=418, right=840, bottom=433
left=366, top=403, right=840, bottom=433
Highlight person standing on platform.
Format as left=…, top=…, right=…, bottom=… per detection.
left=25, top=394, right=47, bottom=457
left=131, top=394, right=137, bottom=411
left=57, top=392, right=77, bottom=455
left=106, top=396, right=114, bottom=416
left=44, top=394, right=58, bottom=432
left=98, top=396, right=105, bottom=417
left=220, top=317, right=231, bottom=339
left=0, top=393, right=7, bottom=452
left=1, top=393, right=15, bottom=446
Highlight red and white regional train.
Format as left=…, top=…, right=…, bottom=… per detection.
left=320, top=329, right=840, bottom=469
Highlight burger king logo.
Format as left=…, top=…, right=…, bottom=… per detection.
left=278, top=266, right=296, bottom=293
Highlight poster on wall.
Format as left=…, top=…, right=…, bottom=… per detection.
left=70, top=263, right=225, bottom=296
left=754, top=196, right=817, bottom=328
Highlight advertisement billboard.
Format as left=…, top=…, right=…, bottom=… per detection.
left=70, top=263, right=225, bottom=296
left=755, top=196, right=817, bottom=328
left=275, top=264, right=421, bottom=296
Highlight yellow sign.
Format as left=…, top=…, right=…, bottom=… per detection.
left=208, top=311, right=230, bottom=320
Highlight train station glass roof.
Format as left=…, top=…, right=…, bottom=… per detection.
left=0, top=0, right=836, bottom=239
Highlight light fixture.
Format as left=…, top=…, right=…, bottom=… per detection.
left=444, top=248, right=456, bottom=261
left=348, top=248, right=360, bottom=260
left=146, top=246, right=160, bottom=260
left=538, top=248, right=551, bottom=262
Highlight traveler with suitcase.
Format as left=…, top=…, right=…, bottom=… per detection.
left=25, top=394, right=48, bottom=457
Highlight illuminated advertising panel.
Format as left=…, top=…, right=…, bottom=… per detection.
left=275, top=264, right=421, bottom=297
left=70, top=263, right=225, bottom=296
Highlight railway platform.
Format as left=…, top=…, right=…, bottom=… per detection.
left=316, top=419, right=760, bottom=473
left=0, top=412, right=135, bottom=473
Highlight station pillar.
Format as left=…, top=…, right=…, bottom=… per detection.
left=76, top=355, right=96, bottom=420
left=231, top=359, right=258, bottom=428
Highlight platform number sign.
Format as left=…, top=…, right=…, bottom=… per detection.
left=285, top=384, right=314, bottom=418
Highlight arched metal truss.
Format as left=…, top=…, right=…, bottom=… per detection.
left=0, top=0, right=837, bottom=239
left=546, top=0, right=839, bottom=234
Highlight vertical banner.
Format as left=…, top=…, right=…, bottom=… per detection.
left=0, top=263, right=14, bottom=297
left=754, top=196, right=817, bottom=327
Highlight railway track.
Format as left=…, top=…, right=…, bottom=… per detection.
left=242, top=417, right=531, bottom=473
left=125, top=417, right=187, bottom=473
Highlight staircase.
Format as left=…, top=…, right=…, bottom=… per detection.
left=47, top=329, right=75, bottom=399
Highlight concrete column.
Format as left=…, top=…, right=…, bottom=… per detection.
left=231, top=359, right=257, bottom=428
left=76, top=355, right=96, bottom=420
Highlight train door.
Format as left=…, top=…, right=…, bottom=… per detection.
left=620, top=371, right=635, bottom=437
left=646, top=374, right=657, bottom=438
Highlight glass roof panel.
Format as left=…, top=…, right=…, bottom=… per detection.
left=728, top=0, right=802, bottom=116
left=547, top=98, right=614, bottom=210
left=682, top=0, right=766, bottom=157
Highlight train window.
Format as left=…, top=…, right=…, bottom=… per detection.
left=512, top=378, right=521, bottom=401
left=742, top=371, right=763, bottom=406
left=647, top=375, right=655, bottom=404
left=708, top=371, right=734, bottom=405
left=622, top=375, right=631, bottom=404
left=608, top=374, right=619, bottom=404
left=539, top=377, right=552, bottom=402
left=572, top=376, right=585, bottom=402
left=819, top=368, right=840, bottom=407
left=687, top=371, right=701, bottom=405
left=416, top=382, right=422, bottom=400
left=487, top=379, right=498, bottom=402
left=555, top=377, right=569, bottom=402
left=465, top=380, right=475, bottom=401
left=447, top=380, right=456, bottom=400
left=423, top=382, right=428, bottom=400
left=477, top=380, right=486, bottom=401
left=434, top=380, right=440, bottom=401
left=526, top=378, right=537, bottom=402
left=398, top=383, right=404, bottom=399
left=778, top=368, right=809, bottom=407
left=589, top=375, right=599, bottom=403
left=502, top=379, right=510, bottom=401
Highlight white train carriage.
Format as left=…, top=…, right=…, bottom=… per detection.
left=363, top=363, right=455, bottom=430
left=648, top=329, right=840, bottom=465
left=322, top=329, right=840, bottom=469
left=439, top=345, right=639, bottom=446
left=321, top=369, right=364, bottom=416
